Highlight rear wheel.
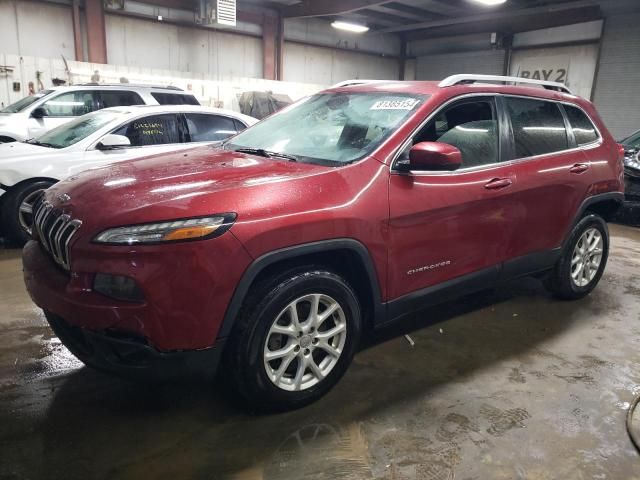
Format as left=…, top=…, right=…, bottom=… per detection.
left=1, top=180, right=55, bottom=246
left=545, top=214, right=609, bottom=300
left=224, top=268, right=361, bottom=412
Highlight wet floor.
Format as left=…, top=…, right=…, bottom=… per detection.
left=1, top=225, right=640, bottom=480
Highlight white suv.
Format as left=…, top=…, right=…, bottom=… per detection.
left=0, top=104, right=257, bottom=244
left=0, top=84, right=200, bottom=143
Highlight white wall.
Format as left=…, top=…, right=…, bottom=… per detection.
left=105, top=15, right=263, bottom=79
left=0, top=0, right=75, bottom=59
left=283, top=43, right=399, bottom=85
left=0, top=53, right=325, bottom=112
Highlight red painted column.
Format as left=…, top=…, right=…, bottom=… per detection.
left=262, top=16, right=279, bottom=80
left=85, top=0, right=108, bottom=64
left=71, top=0, right=84, bottom=61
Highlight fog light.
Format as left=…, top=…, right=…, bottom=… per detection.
left=93, top=274, right=144, bottom=303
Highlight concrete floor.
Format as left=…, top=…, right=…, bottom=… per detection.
left=1, top=225, right=639, bottom=480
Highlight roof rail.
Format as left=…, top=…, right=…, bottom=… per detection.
left=76, top=83, right=184, bottom=91
left=438, top=74, right=573, bottom=95
left=330, top=79, right=387, bottom=88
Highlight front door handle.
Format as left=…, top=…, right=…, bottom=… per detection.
left=484, top=177, right=513, bottom=190
left=569, top=163, right=590, bottom=174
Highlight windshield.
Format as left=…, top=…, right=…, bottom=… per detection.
left=0, top=90, right=54, bottom=114
left=621, top=130, right=640, bottom=148
left=226, top=92, right=427, bottom=165
left=28, top=110, right=124, bottom=149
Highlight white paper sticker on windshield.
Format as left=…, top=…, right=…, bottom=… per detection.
left=370, top=99, right=419, bottom=110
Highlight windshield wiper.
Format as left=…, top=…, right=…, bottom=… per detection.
left=25, top=139, right=60, bottom=149
left=234, top=147, right=297, bottom=162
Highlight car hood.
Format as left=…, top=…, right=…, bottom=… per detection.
left=0, top=142, right=74, bottom=186
left=47, top=146, right=349, bottom=231
left=0, top=141, right=52, bottom=160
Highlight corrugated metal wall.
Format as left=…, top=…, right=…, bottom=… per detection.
left=0, top=1, right=75, bottom=60
left=592, top=12, right=640, bottom=139
left=415, top=50, right=505, bottom=81
left=106, top=15, right=264, bottom=79
left=283, top=43, right=399, bottom=85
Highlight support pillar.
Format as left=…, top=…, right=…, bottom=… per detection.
left=85, top=0, right=108, bottom=64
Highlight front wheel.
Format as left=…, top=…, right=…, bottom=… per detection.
left=545, top=214, right=609, bottom=300
left=1, top=180, right=55, bottom=246
left=224, top=268, right=362, bottom=412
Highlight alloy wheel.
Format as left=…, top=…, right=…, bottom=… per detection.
left=263, top=293, right=347, bottom=392
left=570, top=227, right=603, bottom=287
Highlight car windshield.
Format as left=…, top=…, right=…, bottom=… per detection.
left=621, top=130, right=640, bottom=148
left=0, top=90, right=54, bottom=114
left=225, top=91, right=427, bottom=165
left=27, top=110, right=124, bottom=149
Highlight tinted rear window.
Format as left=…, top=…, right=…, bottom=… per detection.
left=506, top=97, right=568, bottom=158
left=185, top=113, right=238, bottom=142
left=95, top=90, right=144, bottom=109
left=151, top=92, right=200, bottom=105
left=564, top=105, right=599, bottom=146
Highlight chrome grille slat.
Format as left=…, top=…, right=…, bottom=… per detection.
left=32, top=199, right=82, bottom=271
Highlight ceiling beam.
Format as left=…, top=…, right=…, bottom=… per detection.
left=373, top=0, right=600, bottom=34
left=368, top=3, right=444, bottom=22
left=282, top=0, right=394, bottom=19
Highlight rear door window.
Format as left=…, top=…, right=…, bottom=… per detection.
left=42, top=91, right=96, bottom=117
left=95, top=90, right=144, bottom=109
left=564, top=105, right=599, bottom=146
left=112, top=114, right=184, bottom=146
left=151, top=92, right=200, bottom=105
left=505, top=97, right=569, bottom=158
left=184, top=114, right=238, bottom=142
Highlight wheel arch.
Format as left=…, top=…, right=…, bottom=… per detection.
left=3, top=176, right=59, bottom=191
left=218, top=239, right=385, bottom=340
left=562, top=192, right=622, bottom=249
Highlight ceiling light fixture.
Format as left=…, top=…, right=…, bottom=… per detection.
left=470, top=0, right=507, bottom=5
left=331, top=21, right=369, bottom=33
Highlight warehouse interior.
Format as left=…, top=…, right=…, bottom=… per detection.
left=1, top=0, right=640, bottom=479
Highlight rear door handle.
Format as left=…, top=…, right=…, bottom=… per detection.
left=569, top=163, right=590, bottom=174
left=484, top=178, right=513, bottom=190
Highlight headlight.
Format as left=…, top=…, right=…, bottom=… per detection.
left=93, top=214, right=236, bottom=245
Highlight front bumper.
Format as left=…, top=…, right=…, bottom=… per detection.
left=46, top=312, right=225, bottom=380
left=23, top=229, right=252, bottom=352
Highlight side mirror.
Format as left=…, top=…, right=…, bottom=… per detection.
left=31, top=107, right=48, bottom=119
left=408, top=141, right=462, bottom=171
left=96, top=134, right=131, bottom=150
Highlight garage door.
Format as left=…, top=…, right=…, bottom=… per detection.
left=416, top=49, right=505, bottom=81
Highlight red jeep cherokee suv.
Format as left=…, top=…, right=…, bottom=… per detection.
left=23, top=75, right=624, bottom=410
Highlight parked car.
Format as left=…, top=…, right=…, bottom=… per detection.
left=0, top=84, right=200, bottom=143
left=619, top=129, right=640, bottom=202
left=23, top=75, right=624, bottom=411
left=0, top=105, right=257, bottom=244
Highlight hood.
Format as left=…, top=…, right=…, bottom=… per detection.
left=46, top=146, right=354, bottom=233
left=0, top=141, right=52, bottom=160
left=0, top=142, right=72, bottom=187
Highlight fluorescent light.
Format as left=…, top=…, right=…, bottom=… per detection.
left=470, top=0, right=507, bottom=5
left=331, top=21, right=369, bottom=33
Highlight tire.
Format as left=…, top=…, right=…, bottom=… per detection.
left=223, top=267, right=362, bottom=412
left=1, top=180, right=55, bottom=246
left=545, top=214, right=609, bottom=300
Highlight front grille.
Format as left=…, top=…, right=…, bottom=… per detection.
left=32, top=197, right=82, bottom=270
